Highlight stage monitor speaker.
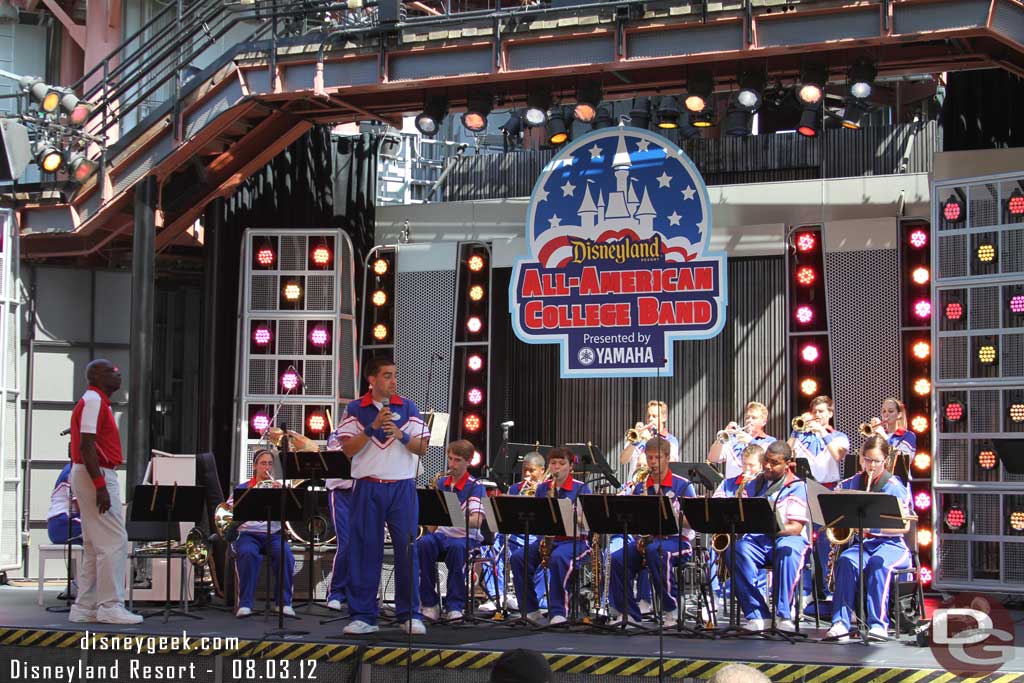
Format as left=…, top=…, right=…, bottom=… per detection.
left=0, top=118, right=30, bottom=181
left=377, top=0, right=403, bottom=24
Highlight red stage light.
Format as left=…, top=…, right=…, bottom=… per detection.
left=251, top=413, right=270, bottom=433
left=1010, top=295, right=1024, bottom=314
left=943, top=198, right=962, bottom=222
left=919, top=566, right=933, bottom=584
left=796, top=232, right=817, bottom=252
left=467, top=354, right=484, bottom=371
left=914, top=490, right=932, bottom=511
left=914, top=452, right=931, bottom=470
left=908, top=229, right=928, bottom=249
left=945, top=505, right=965, bottom=530
left=467, top=388, right=484, bottom=405
left=945, top=402, right=964, bottom=421
left=312, top=246, right=331, bottom=266
left=466, top=317, right=483, bottom=333
left=912, top=341, right=930, bottom=360
left=309, top=326, right=330, bottom=347
left=464, top=413, right=482, bottom=432
left=911, top=415, right=929, bottom=433
left=468, top=255, right=486, bottom=272
left=256, top=247, right=275, bottom=267
left=1009, top=192, right=1024, bottom=216
left=281, top=371, right=300, bottom=391
left=800, top=344, right=820, bottom=363
left=945, top=302, right=963, bottom=320
left=308, top=414, right=326, bottom=432
left=911, top=267, right=929, bottom=285
left=254, top=327, right=272, bottom=345
left=470, top=450, right=483, bottom=467
left=795, top=267, right=816, bottom=286
left=795, top=306, right=814, bottom=325
left=913, top=299, right=931, bottom=319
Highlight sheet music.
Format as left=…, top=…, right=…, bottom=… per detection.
left=425, top=412, right=450, bottom=448
left=441, top=491, right=465, bottom=527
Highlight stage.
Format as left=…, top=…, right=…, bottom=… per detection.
left=3, top=586, right=1022, bottom=682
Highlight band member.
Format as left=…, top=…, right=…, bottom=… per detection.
left=826, top=435, right=913, bottom=641
left=510, top=447, right=591, bottom=625
left=725, top=441, right=809, bottom=632
left=710, top=444, right=765, bottom=597
left=873, top=397, right=917, bottom=482
left=68, top=360, right=142, bottom=625
left=480, top=452, right=547, bottom=614
left=608, top=437, right=695, bottom=625
left=619, top=401, right=680, bottom=476
left=707, top=402, right=776, bottom=479
left=338, top=357, right=430, bottom=636
left=48, top=454, right=82, bottom=545
left=231, top=449, right=296, bottom=617
left=324, top=427, right=352, bottom=612
left=418, top=440, right=486, bottom=621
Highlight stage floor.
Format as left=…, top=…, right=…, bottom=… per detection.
left=3, top=585, right=1023, bottom=682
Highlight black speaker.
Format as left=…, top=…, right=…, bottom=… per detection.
left=377, top=0, right=402, bottom=24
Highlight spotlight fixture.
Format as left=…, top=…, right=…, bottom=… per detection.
left=1009, top=294, right=1024, bottom=314
left=372, top=290, right=388, bottom=306
left=847, top=57, right=876, bottom=99
left=372, top=258, right=389, bottom=276
left=546, top=106, right=571, bottom=146
left=311, top=246, right=331, bottom=266
left=944, top=504, right=965, bottom=530
left=797, top=103, right=821, bottom=138
left=796, top=232, right=817, bottom=252
left=977, top=444, right=998, bottom=470
left=415, top=94, right=448, bottom=137
left=684, top=69, right=713, bottom=113
left=251, top=413, right=270, bottom=433
left=911, top=267, right=930, bottom=285
left=256, top=247, right=276, bottom=267
left=35, top=139, right=62, bottom=172
left=309, top=326, right=330, bottom=347
left=977, top=344, right=996, bottom=364
left=917, top=529, right=933, bottom=547
left=908, top=229, right=928, bottom=249
left=911, top=415, right=929, bottom=433
left=1008, top=189, right=1024, bottom=217
left=677, top=112, right=701, bottom=140
left=254, top=327, right=272, bottom=346
left=800, top=378, right=818, bottom=395
left=1011, top=510, right=1024, bottom=532
left=976, top=243, right=996, bottom=263
left=913, top=378, right=931, bottom=395
left=66, top=152, right=98, bottom=183
left=372, top=323, right=389, bottom=341
left=281, top=370, right=300, bottom=392
left=656, top=95, right=681, bottom=129
left=629, top=96, right=651, bottom=129
left=841, top=97, right=871, bottom=130
left=573, top=80, right=603, bottom=123
left=283, top=282, right=302, bottom=301
left=57, top=89, right=93, bottom=127
left=724, top=99, right=753, bottom=136
left=466, top=316, right=483, bottom=334
left=307, top=414, right=326, bottom=432
left=463, top=413, right=482, bottom=432
left=800, top=344, right=820, bottom=363
left=914, top=490, right=932, bottom=511
left=913, top=299, right=932, bottom=319
left=912, top=341, right=931, bottom=359
left=735, top=66, right=766, bottom=112
left=913, top=452, right=931, bottom=470
left=462, top=92, right=493, bottom=132
left=525, top=88, right=552, bottom=127
left=945, top=300, right=963, bottom=320
left=499, top=110, right=525, bottom=138
left=467, top=354, right=484, bottom=371
left=469, top=285, right=485, bottom=301
left=592, top=104, right=614, bottom=129
left=795, top=306, right=814, bottom=325
left=690, top=110, right=715, bottom=128
left=19, top=76, right=59, bottom=113
left=944, top=401, right=963, bottom=422
left=798, top=63, right=828, bottom=105
left=943, top=197, right=963, bottom=223
left=467, top=254, right=486, bottom=272
left=467, top=387, right=484, bottom=405
left=795, top=266, right=816, bottom=286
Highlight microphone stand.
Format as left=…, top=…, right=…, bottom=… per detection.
left=47, top=429, right=77, bottom=613
left=265, top=427, right=307, bottom=639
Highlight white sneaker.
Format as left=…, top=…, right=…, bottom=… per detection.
left=69, top=605, right=97, bottom=623
left=477, top=600, right=498, bottom=614
left=742, top=618, right=766, bottom=632
left=505, top=595, right=519, bottom=612
left=282, top=605, right=296, bottom=617
left=826, top=623, right=850, bottom=640
left=868, top=625, right=889, bottom=640
left=343, top=620, right=379, bottom=635
left=327, top=599, right=344, bottom=611
left=444, top=610, right=464, bottom=621
left=96, top=605, right=144, bottom=625
left=236, top=607, right=252, bottom=618
left=638, top=599, right=654, bottom=614
left=549, top=615, right=567, bottom=625
left=661, top=611, right=678, bottom=627
left=776, top=618, right=797, bottom=632
left=526, top=610, right=548, bottom=626
left=421, top=604, right=440, bottom=621
left=401, top=618, right=426, bottom=635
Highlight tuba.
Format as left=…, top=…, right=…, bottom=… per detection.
left=184, top=526, right=208, bottom=566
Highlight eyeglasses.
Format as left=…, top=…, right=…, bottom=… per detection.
left=861, top=457, right=886, bottom=465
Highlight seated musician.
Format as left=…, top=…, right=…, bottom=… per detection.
left=417, top=440, right=486, bottom=622
left=48, top=454, right=82, bottom=545
left=710, top=444, right=764, bottom=598
left=230, top=449, right=295, bottom=618
left=608, top=437, right=695, bottom=626
left=510, top=447, right=591, bottom=626
left=826, top=435, right=913, bottom=642
left=707, top=401, right=777, bottom=479
left=725, top=440, right=809, bottom=632
left=479, top=452, right=548, bottom=614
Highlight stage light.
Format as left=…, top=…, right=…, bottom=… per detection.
left=943, top=198, right=963, bottom=223
left=723, top=103, right=753, bottom=137
left=592, top=104, right=615, bottom=130
left=464, top=413, right=482, bottom=432
left=914, top=490, right=932, bottom=511
left=525, top=88, right=552, bottom=127
left=847, top=57, right=876, bottom=99
left=1011, top=511, right=1024, bottom=532
left=629, top=96, right=651, bottom=129
left=462, top=93, right=493, bottom=132
left=546, top=107, right=571, bottom=146
left=309, top=326, right=330, bottom=347
left=467, top=387, right=484, bottom=405
left=281, top=371, right=300, bottom=391
left=911, top=267, right=930, bottom=285
left=735, top=67, right=765, bottom=112
left=795, top=232, right=817, bottom=252
left=976, top=243, right=996, bottom=263
left=977, top=448, right=998, bottom=470
left=467, top=354, right=484, bottom=371
left=499, top=110, right=525, bottom=138
left=795, top=306, right=814, bottom=325
left=800, top=344, right=820, bottom=363
left=311, top=246, right=331, bottom=266
left=373, top=323, right=388, bottom=341
left=67, top=152, right=98, bottom=183
left=914, top=378, right=931, bottom=395
left=795, top=266, right=816, bottom=286
left=690, top=110, right=715, bottom=128
left=945, top=401, right=964, bottom=422
left=256, top=247, right=275, bottom=267
left=373, top=258, right=389, bottom=276
left=574, top=81, right=603, bottom=123
left=1010, top=295, right=1024, bottom=314
left=656, top=95, right=681, bottom=130
left=800, top=378, right=818, bottom=396
left=1010, top=402, right=1024, bottom=422
left=372, top=290, right=388, bottom=307
left=685, top=70, right=713, bottom=113
left=308, top=414, right=326, bottom=432
left=35, top=140, right=62, bottom=172
left=1008, top=190, right=1024, bottom=216
left=919, top=566, right=932, bottom=584
left=978, top=345, right=996, bottom=364
left=466, top=316, right=483, bottom=334
left=944, top=505, right=965, bottom=529
left=470, top=450, right=483, bottom=467
left=469, top=285, right=485, bottom=302
left=415, top=94, right=448, bottom=137
left=254, top=327, right=272, bottom=346
left=913, top=299, right=931, bottom=319
left=797, top=103, right=821, bottom=137
left=917, top=529, right=933, bottom=547
left=945, top=301, right=963, bottom=320
left=798, top=63, right=827, bottom=104
left=252, top=413, right=270, bottom=433
left=283, top=283, right=302, bottom=301
left=841, top=97, right=871, bottom=130
left=64, top=96, right=94, bottom=127
left=911, top=415, right=929, bottom=433
left=913, top=452, right=931, bottom=470
left=912, top=341, right=931, bottom=360
left=908, top=229, right=928, bottom=249
left=468, top=254, right=486, bottom=272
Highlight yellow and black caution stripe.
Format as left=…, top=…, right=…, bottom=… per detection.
left=1, top=627, right=1022, bottom=682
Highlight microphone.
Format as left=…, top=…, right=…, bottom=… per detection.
left=60, top=428, right=72, bottom=436
left=500, top=420, right=514, bottom=429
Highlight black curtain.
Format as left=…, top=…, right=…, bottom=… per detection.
left=197, top=128, right=380, bottom=490
left=942, top=69, right=1024, bottom=150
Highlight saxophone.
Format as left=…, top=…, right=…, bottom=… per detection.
left=539, top=473, right=557, bottom=568
left=825, top=472, right=870, bottom=592
left=589, top=531, right=604, bottom=618
left=634, top=467, right=652, bottom=567
left=711, top=475, right=746, bottom=555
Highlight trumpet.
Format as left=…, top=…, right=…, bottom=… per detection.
left=791, top=413, right=815, bottom=432
left=715, top=423, right=742, bottom=444
left=859, top=418, right=882, bottom=437
left=626, top=422, right=657, bottom=443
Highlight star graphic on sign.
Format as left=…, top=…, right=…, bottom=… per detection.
left=636, top=139, right=651, bottom=152
left=681, top=185, right=696, bottom=200
left=536, top=187, right=549, bottom=202
left=667, top=211, right=682, bottom=226
left=588, top=144, right=603, bottom=160
left=656, top=172, right=673, bottom=188
left=548, top=215, right=563, bottom=228
left=561, top=181, right=576, bottom=197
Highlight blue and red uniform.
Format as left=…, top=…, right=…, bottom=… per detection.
left=229, top=480, right=295, bottom=611
left=481, top=480, right=547, bottom=608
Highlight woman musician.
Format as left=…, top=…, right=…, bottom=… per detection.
left=825, top=435, right=913, bottom=642
left=863, top=398, right=916, bottom=482
left=228, top=449, right=296, bottom=618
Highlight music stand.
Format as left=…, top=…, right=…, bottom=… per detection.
left=491, top=442, right=552, bottom=490
left=818, top=492, right=903, bottom=646
left=676, top=463, right=723, bottom=492
left=578, top=494, right=678, bottom=634
left=487, top=495, right=570, bottom=628
left=131, top=484, right=205, bottom=622
left=282, top=450, right=348, bottom=615
left=232, top=485, right=308, bottom=637
left=682, top=497, right=776, bottom=638
left=565, top=443, right=621, bottom=490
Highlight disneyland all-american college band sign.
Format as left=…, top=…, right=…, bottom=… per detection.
left=510, top=127, right=727, bottom=378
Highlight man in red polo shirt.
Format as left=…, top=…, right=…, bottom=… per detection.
left=68, top=359, right=142, bottom=624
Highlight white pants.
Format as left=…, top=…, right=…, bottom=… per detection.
left=70, top=464, right=128, bottom=609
